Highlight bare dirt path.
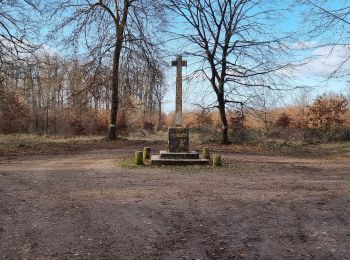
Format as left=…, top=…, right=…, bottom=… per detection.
left=0, top=149, right=349, bottom=259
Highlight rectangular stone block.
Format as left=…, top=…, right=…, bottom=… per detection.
left=160, top=151, right=199, bottom=159
left=168, top=127, right=189, bottom=152
left=150, top=155, right=210, bottom=166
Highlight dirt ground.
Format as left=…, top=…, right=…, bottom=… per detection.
left=0, top=144, right=350, bottom=259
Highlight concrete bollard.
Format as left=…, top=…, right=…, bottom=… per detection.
left=135, top=151, right=144, bottom=165
left=143, top=147, right=151, bottom=161
left=203, top=147, right=210, bottom=159
left=212, top=154, right=222, bottom=167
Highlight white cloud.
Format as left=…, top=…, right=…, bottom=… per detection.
left=0, top=36, right=58, bottom=63
left=291, top=44, right=350, bottom=78
left=291, top=41, right=318, bottom=50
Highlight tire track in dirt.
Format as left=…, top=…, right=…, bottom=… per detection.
left=0, top=150, right=350, bottom=259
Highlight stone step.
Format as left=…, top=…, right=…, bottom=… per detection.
left=159, top=151, right=200, bottom=159
left=151, top=155, right=210, bottom=166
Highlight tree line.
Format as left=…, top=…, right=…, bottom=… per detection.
left=0, top=49, right=166, bottom=135
left=1, top=0, right=349, bottom=143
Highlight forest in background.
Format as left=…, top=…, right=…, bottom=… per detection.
left=0, top=51, right=166, bottom=136
left=1, top=0, right=350, bottom=144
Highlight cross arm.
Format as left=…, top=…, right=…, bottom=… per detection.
left=171, top=60, right=188, bottom=67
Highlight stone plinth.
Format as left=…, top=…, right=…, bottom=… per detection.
left=150, top=129, right=210, bottom=166
left=168, top=127, right=189, bottom=153
left=150, top=155, right=210, bottom=166
left=160, top=151, right=199, bottom=159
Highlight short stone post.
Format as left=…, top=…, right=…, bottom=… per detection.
left=203, top=147, right=210, bottom=159
left=135, top=151, right=144, bottom=165
left=143, top=147, right=151, bottom=161
left=213, top=154, right=222, bottom=167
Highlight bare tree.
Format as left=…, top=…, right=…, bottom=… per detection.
left=0, top=0, right=41, bottom=65
left=293, top=88, right=312, bottom=128
left=48, top=0, right=166, bottom=139
left=153, top=65, right=167, bottom=131
left=0, top=0, right=41, bottom=111
left=248, top=87, right=280, bottom=131
left=297, top=0, right=350, bottom=79
left=168, top=0, right=294, bottom=144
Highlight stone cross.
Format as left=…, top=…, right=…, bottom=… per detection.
left=171, top=55, right=187, bottom=126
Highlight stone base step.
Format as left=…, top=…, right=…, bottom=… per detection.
left=160, top=151, right=200, bottom=159
left=151, top=155, right=210, bottom=166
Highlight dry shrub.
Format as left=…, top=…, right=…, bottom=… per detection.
left=93, top=110, right=109, bottom=133
left=194, top=109, right=213, bottom=128
left=190, top=128, right=222, bottom=144
left=229, top=115, right=245, bottom=131
left=117, top=111, right=128, bottom=132
left=302, top=127, right=350, bottom=143
left=307, top=94, right=348, bottom=129
left=231, top=128, right=264, bottom=144
left=68, top=115, right=85, bottom=135
left=178, top=111, right=218, bottom=129
left=274, top=113, right=292, bottom=128
left=143, top=121, right=155, bottom=132
left=0, top=91, right=28, bottom=133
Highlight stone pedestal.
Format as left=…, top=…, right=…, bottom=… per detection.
left=168, top=127, right=189, bottom=153
left=151, top=127, right=210, bottom=166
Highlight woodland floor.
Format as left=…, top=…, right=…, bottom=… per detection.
left=0, top=135, right=350, bottom=259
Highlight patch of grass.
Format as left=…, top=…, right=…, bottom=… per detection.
left=115, top=157, right=145, bottom=168
left=196, top=140, right=350, bottom=160
left=1, top=133, right=350, bottom=160
left=257, top=141, right=350, bottom=159
left=0, top=133, right=165, bottom=158
left=0, top=134, right=107, bottom=158
left=122, top=130, right=168, bottom=141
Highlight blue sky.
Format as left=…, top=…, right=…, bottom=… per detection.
left=37, top=1, right=349, bottom=113
left=161, top=0, right=350, bottom=113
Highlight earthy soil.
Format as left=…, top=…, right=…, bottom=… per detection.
left=1, top=146, right=350, bottom=259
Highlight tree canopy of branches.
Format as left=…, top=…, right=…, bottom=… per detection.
left=298, top=0, right=350, bottom=79
left=48, top=0, right=166, bottom=139
left=169, top=0, right=293, bottom=144
left=0, top=0, right=40, bottom=66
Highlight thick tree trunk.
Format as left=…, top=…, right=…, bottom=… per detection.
left=107, top=1, right=130, bottom=140
left=218, top=94, right=229, bottom=144
left=108, top=45, right=120, bottom=140
left=157, top=99, right=162, bottom=131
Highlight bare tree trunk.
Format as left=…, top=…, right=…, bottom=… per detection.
left=45, top=103, right=49, bottom=135
left=217, top=94, right=229, bottom=144
left=148, top=84, right=153, bottom=123
left=108, top=1, right=130, bottom=140
left=108, top=45, right=120, bottom=140
left=157, top=99, right=162, bottom=131
left=148, top=72, right=155, bottom=123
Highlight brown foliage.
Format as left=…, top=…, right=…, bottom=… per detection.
left=0, top=91, right=28, bottom=133
left=274, top=113, right=292, bottom=128
left=229, top=113, right=245, bottom=131
left=307, top=94, right=348, bottom=129
left=195, top=109, right=213, bottom=128
left=69, top=116, right=85, bottom=135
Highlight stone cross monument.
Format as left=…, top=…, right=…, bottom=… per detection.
left=168, top=55, right=189, bottom=153
left=171, top=55, right=187, bottom=126
left=150, top=55, right=210, bottom=165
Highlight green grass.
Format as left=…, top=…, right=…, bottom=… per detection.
left=115, top=157, right=145, bottom=168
